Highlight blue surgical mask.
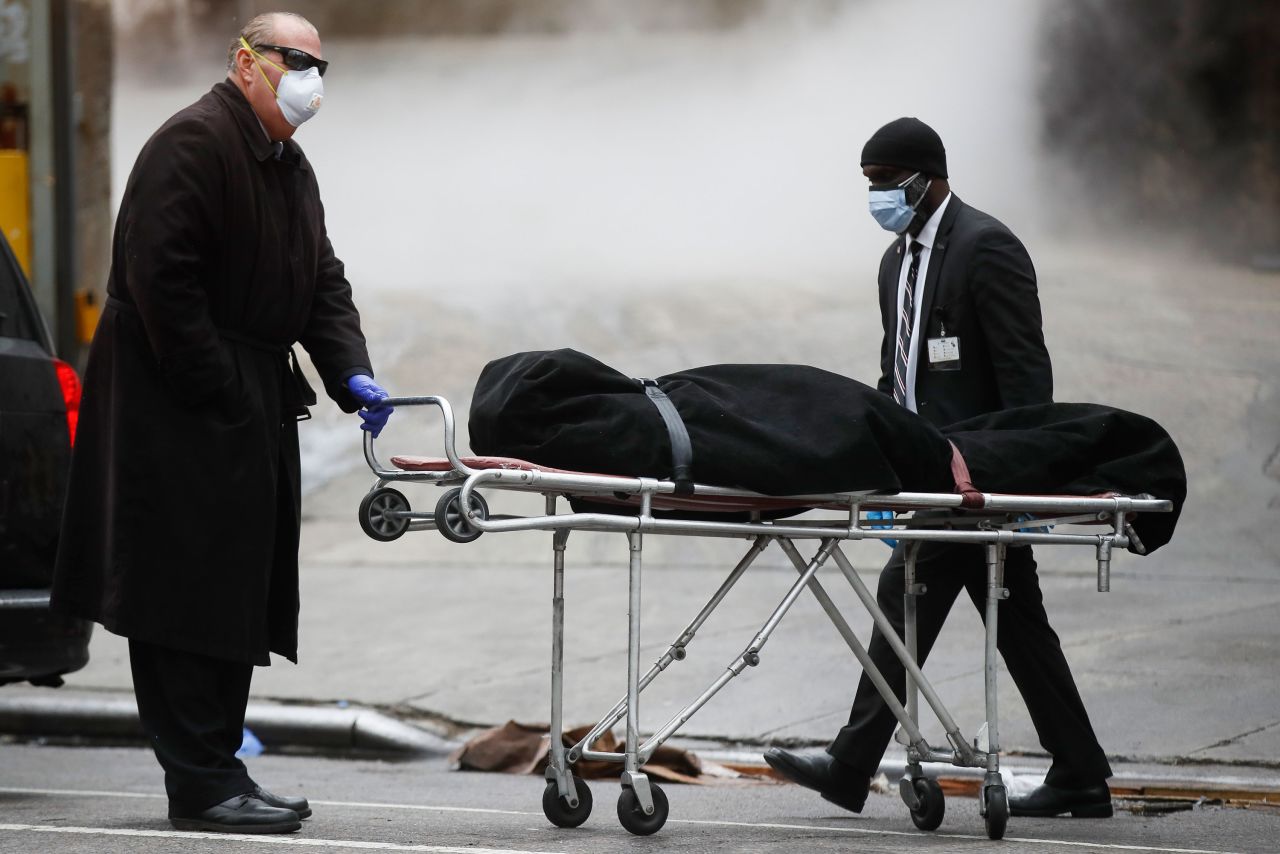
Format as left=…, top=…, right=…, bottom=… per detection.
left=868, top=172, right=931, bottom=233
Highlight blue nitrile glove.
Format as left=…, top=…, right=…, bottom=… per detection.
left=236, top=726, right=264, bottom=758
left=346, top=374, right=392, bottom=438
left=867, top=509, right=898, bottom=549
left=1014, top=513, right=1054, bottom=535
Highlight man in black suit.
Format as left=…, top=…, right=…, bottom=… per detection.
left=764, top=117, right=1113, bottom=819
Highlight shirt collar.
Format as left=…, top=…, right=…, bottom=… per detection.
left=212, top=80, right=308, bottom=172
left=252, top=114, right=286, bottom=160
left=908, top=191, right=953, bottom=251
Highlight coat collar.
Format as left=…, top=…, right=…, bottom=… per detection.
left=893, top=194, right=963, bottom=257
left=902, top=192, right=951, bottom=253
left=211, top=80, right=309, bottom=173
left=915, top=194, right=964, bottom=338
left=932, top=192, right=962, bottom=246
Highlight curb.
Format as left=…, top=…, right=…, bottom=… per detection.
left=3, top=692, right=1277, bottom=809
left=0, top=692, right=456, bottom=756
left=703, top=748, right=1280, bottom=810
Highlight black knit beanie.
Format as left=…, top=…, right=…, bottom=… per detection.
left=860, top=117, right=948, bottom=179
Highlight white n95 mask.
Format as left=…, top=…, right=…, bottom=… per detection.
left=241, top=37, right=325, bottom=128
left=272, top=66, right=324, bottom=127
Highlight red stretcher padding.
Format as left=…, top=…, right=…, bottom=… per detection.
left=388, top=455, right=1117, bottom=518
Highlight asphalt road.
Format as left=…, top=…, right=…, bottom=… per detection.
left=2, top=743, right=1277, bottom=854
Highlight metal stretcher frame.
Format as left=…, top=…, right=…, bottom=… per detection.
left=358, top=396, right=1173, bottom=840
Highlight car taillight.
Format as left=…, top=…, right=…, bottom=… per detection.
left=53, top=358, right=81, bottom=446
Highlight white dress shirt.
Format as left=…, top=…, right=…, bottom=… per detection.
left=895, top=192, right=952, bottom=413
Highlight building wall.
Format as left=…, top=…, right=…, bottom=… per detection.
left=1040, top=0, right=1280, bottom=259
left=76, top=0, right=111, bottom=319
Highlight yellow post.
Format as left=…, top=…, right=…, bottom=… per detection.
left=0, top=150, right=31, bottom=276
left=75, top=288, right=101, bottom=343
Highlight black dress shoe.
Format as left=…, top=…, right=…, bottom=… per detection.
left=169, top=793, right=302, bottom=834
left=1008, top=782, right=1113, bottom=818
left=254, top=785, right=312, bottom=819
left=763, top=748, right=870, bottom=813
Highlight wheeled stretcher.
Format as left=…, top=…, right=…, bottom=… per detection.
left=358, top=395, right=1173, bottom=840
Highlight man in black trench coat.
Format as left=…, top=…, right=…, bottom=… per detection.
left=764, top=118, right=1115, bottom=819
left=52, top=12, right=392, bottom=834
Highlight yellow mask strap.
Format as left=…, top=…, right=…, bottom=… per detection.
left=240, top=37, right=285, bottom=95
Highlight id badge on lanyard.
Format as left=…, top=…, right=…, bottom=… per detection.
left=927, top=308, right=960, bottom=371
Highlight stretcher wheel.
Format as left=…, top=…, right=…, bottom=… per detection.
left=359, top=488, right=410, bottom=541
left=616, top=784, right=668, bottom=836
left=908, top=777, right=945, bottom=831
left=434, top=487, right=489, bottom=543
left=983, top=784, right=1009, bottom=840
left=542, top=776, right=592, bottom=828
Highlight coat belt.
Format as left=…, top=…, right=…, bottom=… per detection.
left=106, top=295, right=317, bottom=421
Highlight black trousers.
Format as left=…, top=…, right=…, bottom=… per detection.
left=827, top=541, right=1112, bottom=789
left=129, top=639, right=257, bottom=812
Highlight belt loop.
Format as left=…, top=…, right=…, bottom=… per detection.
left=288, top=346, right=316, bottom=422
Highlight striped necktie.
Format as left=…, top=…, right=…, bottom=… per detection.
left=893, top=241, right=925, bottom=407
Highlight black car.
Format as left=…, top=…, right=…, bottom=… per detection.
left=0, top=229, right=91, bottom=686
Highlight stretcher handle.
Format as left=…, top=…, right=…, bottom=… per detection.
left=362, top=395, right=474, bottom=479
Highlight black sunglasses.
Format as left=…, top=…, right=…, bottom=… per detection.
left=255, top=43, right=328, bottom=77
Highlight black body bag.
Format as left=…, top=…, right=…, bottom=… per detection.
left=468, top=349, right=1184, bottom=553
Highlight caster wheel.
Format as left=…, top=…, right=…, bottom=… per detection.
left=434, top=487, right=489, bottom=543
left=359, top=488, right=410, bottom=541
left=542, top=776, right=592, bottom=828
left=983, top=784, right=1009, bottom=840
left=616, top=784, right=668, bottom=836
left=908, top=777, right=945, bottom=831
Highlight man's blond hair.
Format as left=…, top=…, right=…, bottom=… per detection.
left=226, top=12, right=318, bottom=70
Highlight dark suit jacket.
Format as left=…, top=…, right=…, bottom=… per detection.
left=876, top=195, right=1052, bottom=427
